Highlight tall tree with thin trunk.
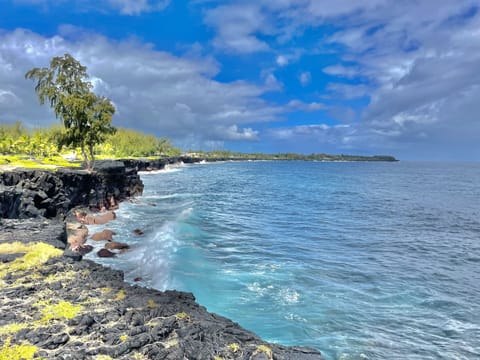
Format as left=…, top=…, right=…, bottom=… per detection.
left=25, top=53, right=116, bottom=170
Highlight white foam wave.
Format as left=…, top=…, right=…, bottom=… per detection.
left=279, top=288, right=300, bottom=304
left=247, top=282, right=274, bottom=297
left=126, top=220, right=179, bottom=290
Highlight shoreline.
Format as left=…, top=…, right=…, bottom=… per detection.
left=0, top=160, right=324, bottom=359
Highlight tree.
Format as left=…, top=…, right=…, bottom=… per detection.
left=25, top=53, right=116, bottom=170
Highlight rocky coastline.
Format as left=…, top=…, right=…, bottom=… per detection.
left=0, top=159, right=324, bottom=359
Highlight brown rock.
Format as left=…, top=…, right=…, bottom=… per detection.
left=76, top=210, right=116, bottom=225
left=133, top=228, right=144, bottom=235
left=105, top=242, right=130, bottom=251
left=91, top=229, right=116, bottom=241
left=97, top=248, right=116, bottom=258
left=76, top=244, right=93, bottom=255
left=68, top=225, right=88, bottom=248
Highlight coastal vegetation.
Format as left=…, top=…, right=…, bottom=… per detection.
left=25, top=54, right=116, bottom=171
left=0, top=121, right=181, bottom=167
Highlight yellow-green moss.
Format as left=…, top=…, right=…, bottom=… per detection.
left=0, top=338, right=37, bottom=360
left=94, top=356, right=113, bottom=360
left=0, top=242, right=63, bottom=279
left=0, top=323, right=28, bottom=336
left=132, top=354, right=147, bottom=360
left=114, top=289, right=126, bottom=301
left=175, top=312, right=190, bottom=321
left=227, top=343, right=240, bottom=353
left=35, top=300, right=83, bottom=324
left=255, top=345, right=273, bottom=359
left=119, top=334, right=128, bottom=342
left=44, top=270, right=77, bottom=285
left=147, top=299, right=157, bottom=308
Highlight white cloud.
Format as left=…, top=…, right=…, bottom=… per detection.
left=210, top=124, right=259, bottom=141
left=276, top=55, right=288, bottom=66
left=107, top=0, right=170, bottom=15
left=299, top=71, right=311, bottom=86
left=287, top=100, right=325, bottom=112
left=326, top=83, right=369, bottom=99
left=204, top=4, right=271, bottom=53
left=0, top=28, right=283, bottom=148
left=268, top=123, right=353, bottom=147
left=14, top=0, right=171, bottom=15
left=323, top=65, right=358, bottom=79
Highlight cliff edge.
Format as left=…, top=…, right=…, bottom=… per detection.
left=0, top=161, right=324, bottom=359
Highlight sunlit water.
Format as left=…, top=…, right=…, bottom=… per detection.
left=85, top=161, right=480, bottom=359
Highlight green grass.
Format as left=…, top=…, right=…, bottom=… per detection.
left=0, top=155, right=81, bottom=169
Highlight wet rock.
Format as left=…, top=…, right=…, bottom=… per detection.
left=91, top=229, right=116, bottom=241
left=76, top=244, right=93, bottom=255
left=133, top=228, right=144, bottom=235
left=105, top=241, right=130, bottom=251
left=97, top=248, right=116, bottom=258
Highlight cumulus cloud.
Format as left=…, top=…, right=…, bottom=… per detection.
left=210, top=124, right=259, bottom=141
left=267, top=124, right=354, bottom=152
left=204, top=4, right=271, bottom=53
left=0, top=28, right=282, bottom=147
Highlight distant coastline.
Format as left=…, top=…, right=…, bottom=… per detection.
left=181, top=151, right=398, bottom=162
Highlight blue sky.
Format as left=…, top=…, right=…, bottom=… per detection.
left=1, top=0, right=479, bottom=160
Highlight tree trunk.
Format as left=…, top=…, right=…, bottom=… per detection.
left=81, top=144, right=90, bottom=171
left=88, top=143, right=95, bottom=171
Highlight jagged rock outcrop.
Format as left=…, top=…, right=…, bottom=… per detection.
left=0, top=161, right=143, bottom=219
left=0, top=219, right=323, bottom=359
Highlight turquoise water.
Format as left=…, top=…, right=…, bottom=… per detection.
left=86, top=161, right=480, bottom=359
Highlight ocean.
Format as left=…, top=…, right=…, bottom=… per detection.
left=84, top=160, right=480, bottom=359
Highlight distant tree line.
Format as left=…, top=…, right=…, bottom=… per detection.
left=187, top=149, right=397, bottom=162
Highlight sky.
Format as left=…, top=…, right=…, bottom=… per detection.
left=1, top=0, right=479, bottom=160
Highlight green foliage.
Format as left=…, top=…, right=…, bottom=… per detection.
left=25, top=53, right=116, bottom=170
left=0, top=122, right=63, bottom=157
left=101, top=128, right=180, bottom=157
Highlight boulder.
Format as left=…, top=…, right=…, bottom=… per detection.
left=97, top=248, right=116, bottom=258
left=91, top=229, right=117, bottom=241
left=105, top=242, right=130, bottom=251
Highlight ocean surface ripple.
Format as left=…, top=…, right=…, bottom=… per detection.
left=86, top=161, right=480, bottom=359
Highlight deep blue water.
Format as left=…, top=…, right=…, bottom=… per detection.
left=85, top=161, right=480, bottom=359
